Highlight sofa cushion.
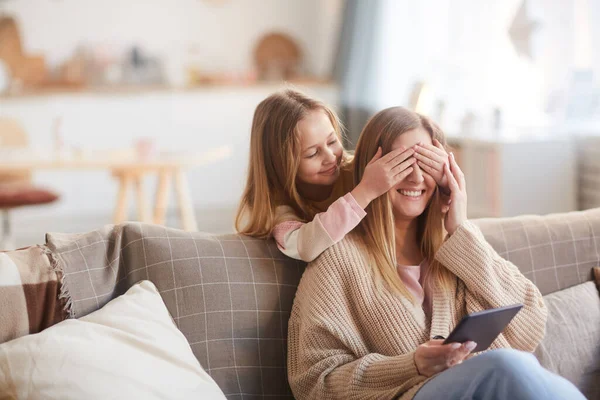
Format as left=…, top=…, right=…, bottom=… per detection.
left=45, top=223, right=304, bottom=399
left=0, top=280, right=226, bottom=400
left=474, top=208, right=600, bottom=295
left=534, top=281, right=600, bottom=399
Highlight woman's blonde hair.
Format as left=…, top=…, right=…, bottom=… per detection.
left=353, top=106, right=454, bottom=302
left=235, top=89, right=348, bottom=238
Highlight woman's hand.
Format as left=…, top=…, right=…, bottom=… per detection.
left=351, top=146, right=416, bottom=209
left=443, top=152, right=468, bottom=235
left=414, top=339, right=477, bottom=377
left=414, top=139, right=450, bottom=195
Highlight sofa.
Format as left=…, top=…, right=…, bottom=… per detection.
left=1, top=208, right=599, bottom=399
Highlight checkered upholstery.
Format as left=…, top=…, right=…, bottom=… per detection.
left=46, top=224, right=304, bottom=399
left=474, top=207, right=600, bottom=295
left=45, top=208, right=600, bottom=399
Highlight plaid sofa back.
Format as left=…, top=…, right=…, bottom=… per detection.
left=45, top=223, right=304, bottom=399
left=473, top=207, right=600, bottom=295
left=44, top=208, right=600, bottom=399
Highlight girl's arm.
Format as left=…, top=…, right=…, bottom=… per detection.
left=274, top=146, right=418, bottom=262
left=272, top=193, right=366, bottom=262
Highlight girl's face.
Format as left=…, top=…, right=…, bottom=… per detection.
left=388, top=128, right=437, bottom=220
left=296, top=110, right=343, bottom=187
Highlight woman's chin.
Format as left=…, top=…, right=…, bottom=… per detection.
left=392, top=200, right=427, bottom=219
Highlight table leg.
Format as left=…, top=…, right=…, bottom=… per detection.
left=134, top=175, right=151, bottom=223
left=173, top=169, right=197, bottom=231
left=113, top=173, right=132, bottom=224
left=153, top=170, right=171, bottom=225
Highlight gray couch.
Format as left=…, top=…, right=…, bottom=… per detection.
left=43, top=208, right=600, bottom=399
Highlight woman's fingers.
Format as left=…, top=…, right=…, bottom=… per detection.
left=419, top=341, right=460, bottom=358
left=448, top=342, right=477, bottom=365
left=416, top=340, right=476, bottom=376
left=444, top=161, right=460, bottom=192
left=417, top=160, right=440, bottom=177
left=448, top=153, right=465, bottom=190
left=415, top=144, right=446, bottom=164
left=433, top=139, right=446, bottom=152
left=413, top=151, right=442, bottom=170
left=424, top=341, right=475, bottom=365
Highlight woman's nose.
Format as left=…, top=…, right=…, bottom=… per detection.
left=408, top=162, right=424, bottom=184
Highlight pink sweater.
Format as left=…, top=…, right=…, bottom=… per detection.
left=272, top=193, right=366, bottom=262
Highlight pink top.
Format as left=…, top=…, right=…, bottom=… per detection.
left=272, top=193, right=366, bottom=262
left=397, top=260, right=431, bottom=316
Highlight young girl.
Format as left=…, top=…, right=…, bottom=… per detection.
left=235, top=89, right=423, bottom=261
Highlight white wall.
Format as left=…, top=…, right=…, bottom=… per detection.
left=3, top=0, right=343, bottom=78
left=0, top=0, right=344, bottom=241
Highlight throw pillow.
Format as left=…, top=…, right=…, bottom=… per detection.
left=534, top=281, right=600, bottom=399
left=0, top=280, right=226, bottom=400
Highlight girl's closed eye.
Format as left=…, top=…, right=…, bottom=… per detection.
left=306, top=150, right=318, bottom=158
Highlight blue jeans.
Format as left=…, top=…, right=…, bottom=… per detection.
left=413, top=348, right=585, bottom=400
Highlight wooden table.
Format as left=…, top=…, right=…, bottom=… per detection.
left=0, top=147, right=231, bottom=231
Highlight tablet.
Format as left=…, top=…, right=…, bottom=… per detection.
left=442, top=303, right=523, bottom=353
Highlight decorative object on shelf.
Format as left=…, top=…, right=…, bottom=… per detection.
left=508, top=0, right=539, bottom=59
left=57, top=47, right=87, bottom=88
left=134, top=137, right=157, bottom=161
left=254, top=32, right=302, bottom=81
left=0, top=59, right=9, bottom=94
left=121, top=45, right=165, bottom=85
left=0, top=16, right=48, bottom=87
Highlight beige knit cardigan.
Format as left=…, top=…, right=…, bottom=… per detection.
left=287, top=221, right=548, bottom=399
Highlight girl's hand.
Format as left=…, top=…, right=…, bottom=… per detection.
left=414, top=139, right=450, bottom=195
left=414, top=339, right=477, bottom=377
left=443, top=152, right=468, bottom=235
left=351, top=146, right=415, bottom=208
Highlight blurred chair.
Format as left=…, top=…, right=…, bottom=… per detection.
left=0, top=119, right=59, bottom=249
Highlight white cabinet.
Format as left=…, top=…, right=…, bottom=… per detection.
left=447, top=137, right=577, bottom=218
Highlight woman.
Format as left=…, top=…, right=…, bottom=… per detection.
left=287, top=107, right=584, bottom=399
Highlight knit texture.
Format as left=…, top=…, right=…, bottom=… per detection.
left=287, top=221, right=548, bottom=399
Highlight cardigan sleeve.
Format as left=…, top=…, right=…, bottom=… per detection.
left=435, top=221, right=547, bottom=352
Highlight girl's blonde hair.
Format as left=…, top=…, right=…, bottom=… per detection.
left=235, top=89, right=348, bottom=238
left=353, top=106, right=454, bottom=302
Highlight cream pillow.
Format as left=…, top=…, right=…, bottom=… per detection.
left=0, top=280, right=226, bottom=400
